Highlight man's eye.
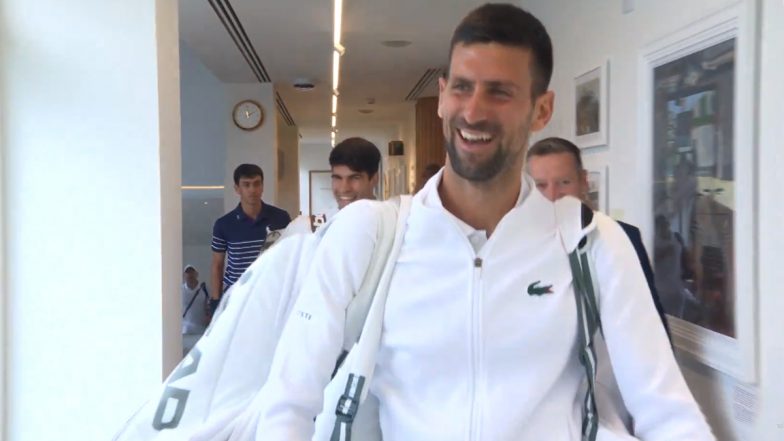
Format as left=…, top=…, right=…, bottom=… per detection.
left=452, top=83, right=470, bottom=92
left=536, top=183, right=546, bottom=189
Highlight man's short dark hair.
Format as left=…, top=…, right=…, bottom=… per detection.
left=449, top=3, right=553, bottom=96
left=527, top=137, right=583, bottom=170
left=233, top=163, right=264, bottom=185
left=329, top=137, right=382, bottom=177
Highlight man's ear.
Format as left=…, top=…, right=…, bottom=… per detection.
left=530, top=90, right=555, bottom=133
left=234, top=184, right=240, bottom=195
left=437, top=76, right=447, bottom=118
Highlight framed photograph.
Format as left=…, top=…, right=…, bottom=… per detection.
left=640, top=3, right=757, bottom=381
left=585, top=166, right=608, bottom=213
left=308, top=170, right=338, bottom=218
left=574, top=61, right=609, bottom=148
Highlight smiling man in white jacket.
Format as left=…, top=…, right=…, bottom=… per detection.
left=255, top=4, right=715, bottom=440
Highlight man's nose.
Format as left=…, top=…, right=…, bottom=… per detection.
left=462, top=92, right=489, bottom=124
left=335, top=180, right=349, bottom=193
left=543, top=186, right=558, bottom=202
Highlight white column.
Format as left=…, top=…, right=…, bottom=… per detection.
left=224, top=83, right=278, bottom=211
left=0, top=0, right=181, bottom=439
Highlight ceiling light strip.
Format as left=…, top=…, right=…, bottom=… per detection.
left=332, top=50, right=341, bottom=92
left=333, top=0, right=343, bottom=47
left=181, top=186, right=225, bottom=190
left=331, top=0, right=344, bottom=138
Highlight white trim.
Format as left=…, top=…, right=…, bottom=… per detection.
left=574, top=59, right=609, bottom=149
left=0, top=26, right=6, bottom=439
left=638, top=2, right=758, bottom=382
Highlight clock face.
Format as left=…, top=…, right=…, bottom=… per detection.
left=232, top=100, right=264, bottom=131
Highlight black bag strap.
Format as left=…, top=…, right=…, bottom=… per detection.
left=183, top=283, right=208, bottom=318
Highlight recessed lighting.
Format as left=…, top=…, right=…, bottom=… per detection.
left=293, top=80, right=316, bottom=91
left=381, top=40, right=412, bottom=48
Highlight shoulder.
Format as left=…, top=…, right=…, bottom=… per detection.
left=213, top=208, right=238, bottom=229
left=263, top=203, right=292, bottom=221
left=587, top=212, right=640, bottom=266
left=217, top=207, right=239, bottom=222
left=329, top=199, right=385, bottom=226
left=316, top=199, right=388, bottom=242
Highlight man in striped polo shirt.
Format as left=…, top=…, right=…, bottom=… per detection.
left=209, top=164, right=291, bottom=311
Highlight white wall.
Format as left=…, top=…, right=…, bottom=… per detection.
left=180, top=41, right=226, bottom=187
left=0, top=1, right=181, bottom=440
left=299, top=142, right=332, bottom=216
left=754, top=0, right=784, bottom=438
left=0, top=11, right=6, bottom=437
left=523, top=0, right=780, bottom=439
left=224, top=83, right=278, bottom=211
left=179, top=39, right=227, bottom=295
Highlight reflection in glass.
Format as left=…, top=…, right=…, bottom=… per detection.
left=652, top=38, right=736, bottom=337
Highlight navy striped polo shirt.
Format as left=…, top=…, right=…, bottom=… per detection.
left=211, top=202, right=292, bottom=290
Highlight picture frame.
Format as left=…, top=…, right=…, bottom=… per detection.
left=574, top=60, right=609, bottom=148
left=585, top=166, right=609, bottom=213
left=308, top=170, right=338, bottom=218
left=639, top=3, right=757, bottom=382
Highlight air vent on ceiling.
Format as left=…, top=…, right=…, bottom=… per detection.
left=405, top=68, right=444, bottom=101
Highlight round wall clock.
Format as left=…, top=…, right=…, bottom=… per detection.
left=232, top=99, right=264, bottom=131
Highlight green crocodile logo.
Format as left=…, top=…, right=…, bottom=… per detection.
left=527, top=281, right=554, bottom=296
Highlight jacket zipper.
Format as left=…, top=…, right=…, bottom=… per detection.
left=469, top=256, right=483, bottom=441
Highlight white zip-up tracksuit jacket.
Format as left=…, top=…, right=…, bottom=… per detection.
left=256, top=172, right=714, bottom=441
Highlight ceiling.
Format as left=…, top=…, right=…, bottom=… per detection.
left=178, top=0, right=489, bottom=143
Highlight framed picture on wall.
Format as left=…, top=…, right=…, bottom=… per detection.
left=308, top=170, right=338, bottom=218
left=640, top=3, right=757, bottom=381
left=585, top=166, right=608, bottom=213
left=574, top=60, right=609, bottom=148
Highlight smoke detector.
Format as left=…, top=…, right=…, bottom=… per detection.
left=292, top=80, right=316, bottom=91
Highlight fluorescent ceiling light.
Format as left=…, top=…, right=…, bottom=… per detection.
left=332, top=94, right=338, bottom=114
left=181, top=185, right=225, bottom=190
left=331, top=115, right=337, bottom=127
left=333, top=0, right=343, bottom=47
left=332, top=50, right=340, bottom=91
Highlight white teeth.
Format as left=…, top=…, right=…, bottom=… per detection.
left=459, top=129, right=492, bottom=142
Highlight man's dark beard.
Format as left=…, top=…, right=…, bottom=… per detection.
left=444, top=135, right=509, bottom=182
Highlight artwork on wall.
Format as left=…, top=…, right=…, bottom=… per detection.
left=585, top=166, right=608, bottom=213
left=308, top=170, right=338, bottom=218
left=640, top=4, right=757, bottom=381
left=574, top=60, right=609, bottom=148
left=652, top=38, right=736, bottom=338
